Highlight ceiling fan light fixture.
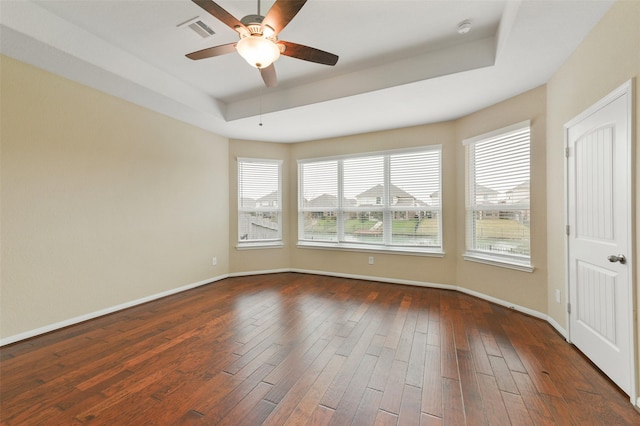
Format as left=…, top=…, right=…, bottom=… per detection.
left=236, top=35, right=280, bottom=69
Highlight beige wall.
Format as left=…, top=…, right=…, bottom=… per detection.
left=229, top=94, right=548, bottom=315
left=455, top=86, right=547, bottom=313
left=1, top=55, right=229, bottom=340
left=3, top=4, right=638, bottom=388
left=546, top=0, right=640, bottom=393
left=289, top=122, right=458, bottom=286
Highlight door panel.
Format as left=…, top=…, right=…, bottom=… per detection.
left=567, top=86, right=632, bottom=396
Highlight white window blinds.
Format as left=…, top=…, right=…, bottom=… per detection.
left=464, top=121, right=531, bottom=264
left=298, top=146, right=442, bottom=253
left=237, top=158, right=282, bottom=245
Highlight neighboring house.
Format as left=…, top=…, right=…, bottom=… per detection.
left=239, top=197, right=256, bottom=209
left=355, top=184, right=432, bottom=220
left=504, top=180, right=530, bottom=203
left=305, top=194, right=357, bottom=218
left=306, top=193, right=338, bottom=207
left=475, top=184, right=500, bottom=204
left=256, top=191, right=279, bottom=208
left=474, top=185, right=501, bottom=219
left=474, top=181, right=530, bottom=222
left=355, top=183, right=416, bottom=206
left=501, top=180, right=530, bottom=223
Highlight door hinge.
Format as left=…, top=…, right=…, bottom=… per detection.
left=565, top=147, right=570, bottom=158
left=566, top=225, right=570, bottom=236
left=567, top=303, right=571, bottom=314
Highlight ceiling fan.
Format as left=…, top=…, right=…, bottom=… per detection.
left=186, top=0, right=339, bottom=88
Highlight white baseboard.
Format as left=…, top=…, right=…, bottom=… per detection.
left=0, top=274, right=228, bottom=347
left=292, top=268, right=570, bottom=335
left=2, top=269, right=569, bottom=346
left=291, top=268, right=458, bottom=291
left=228, top=268, right=291, bottom=278
left=545, top=315, right=568, bottom=339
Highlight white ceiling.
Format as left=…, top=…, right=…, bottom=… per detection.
left=0, top=0, right=614, bottom=142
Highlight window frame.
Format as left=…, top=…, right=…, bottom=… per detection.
left=463, top=121, right=534, bottom=272
left=297, top=146, right=443, bottom=256
left=237, top=157, right=284, bottom=249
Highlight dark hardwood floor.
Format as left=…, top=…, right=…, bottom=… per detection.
left=1, top=273, right=638, bottom=425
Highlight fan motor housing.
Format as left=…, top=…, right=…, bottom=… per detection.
left=241, top=14, right=264, bottom=26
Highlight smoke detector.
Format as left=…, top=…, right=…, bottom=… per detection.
left=457, top=20, right=472, bottom=34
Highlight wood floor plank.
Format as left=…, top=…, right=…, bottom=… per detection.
left=421, top=344, right=443, bottom=418
left=1, top=273, right=637, bottom=425
left=368, top=346, right=396, bottom=392
left=378, top=358, right=409, bottom=415
left=374, top=409, right=398, bottom=425
left=488, top=355, right=518, bottom=394
left=440, top=319, right=459, bottom=380
left=451, top=310, right=471, bottom=352
left=351, top=388, right=383, bottom=425
left=328, top=353, right=378, bottom=424
left=479, top=331, right=502, bottom=357
left=306, top=404, right=334, bottom=426
left=239, top=399, right=277, bottom=426
left=421, top=412, right=443, bottom=426
left=442, top=377, right=466, bottom=425
left=502, top=391, right=534, bottom=426
left=466, top=326, right=493, bottom=376
left=398, top=384, right=422, bottom=425
left=476, top=373, right=511, bottom=425
left=265, top=337, right=347, bottom=424
left=510, top=370, right=556, bottom=426
left=383, top=295, right=412, bottom=350
left=457, top=349, right=488, bottom=426
left=540, top=393, right=580, bottom=425
left=426, top=317, right=440, bottom=347
left=406, top=330, right=427, bottom=388
left=217, top=381, right=274, bottom=426
left=283, top=353, right=346, bottom=426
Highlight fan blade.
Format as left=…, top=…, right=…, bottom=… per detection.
left=262, top=0, right=307, bottom=36
left=260, top=64, right=278, bottom=88
left=191, top=0, right=247, bottom=33
left=278, top=41, right=338, bottom=66
left=186, top=43, right=236, bottom=60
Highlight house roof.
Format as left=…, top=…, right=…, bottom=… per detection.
left=356, top=184, right=415, bottom=200
left=306, top=193, right=338, bottom=208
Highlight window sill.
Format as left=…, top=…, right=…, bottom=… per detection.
left=236, top=242, right=284, bottom=250
left=463, top=251, right=534, bottom=272
left=297, top=241, right=445, bottom=257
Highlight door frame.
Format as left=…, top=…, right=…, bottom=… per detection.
left=564, top=79, right=637, bottom=405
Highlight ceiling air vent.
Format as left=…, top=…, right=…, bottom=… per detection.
left=178, top=17, right=215, bottom=39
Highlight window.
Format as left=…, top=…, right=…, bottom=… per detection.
left=237, top=158, right=282, bottom=247
left=298, top=146, right=442, bottom=254
left=463, top=121, right=532, bottom=271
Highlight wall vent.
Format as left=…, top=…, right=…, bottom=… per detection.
left=178, top=17, right=215, bottom=39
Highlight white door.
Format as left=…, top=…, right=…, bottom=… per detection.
left=566, top=82, right=634, bottom=397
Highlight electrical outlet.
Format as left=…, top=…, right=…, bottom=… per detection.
left=555, top=289, right=561, bottom=303
left=212, top=256, right=217, bottom=266
left=368, top=256, right=374, bottom=265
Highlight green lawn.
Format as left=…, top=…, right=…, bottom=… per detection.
left=305, top=217, right=440, bottom=236
left=475, top=219, right=529, bottom=239
left=306, top=216, right=527, bottom=238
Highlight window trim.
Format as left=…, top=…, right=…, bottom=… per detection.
left=297, top=145, right=443, bottom=255
left=462, top=121, right=533, bottom=271
left=236, top=157, right=283, bottom=249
